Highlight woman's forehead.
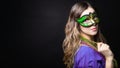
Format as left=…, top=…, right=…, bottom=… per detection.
left=81, top=7, right=95, bottom=17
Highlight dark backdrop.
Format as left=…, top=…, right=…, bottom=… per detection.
left=1, top=0, right=119, bottom=68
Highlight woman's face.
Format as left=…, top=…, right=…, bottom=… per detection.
left=79, top=7, right=98, bottom=36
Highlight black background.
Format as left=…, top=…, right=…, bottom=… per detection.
left=1, top=0, right=120, bottom=68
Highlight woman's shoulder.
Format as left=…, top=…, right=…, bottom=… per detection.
left=75, top=44, right=97, bottom=56
left=79, top=44, right=95, bottom=51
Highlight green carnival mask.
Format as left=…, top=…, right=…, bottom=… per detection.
left=76, top=12, right=99, bottom=27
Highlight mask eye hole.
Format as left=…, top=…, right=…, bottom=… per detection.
left=93, top=17, right=99, bottom=23
left=90, top=12, right=100, bottom=23
left=84, top=20, right=90, bottom=23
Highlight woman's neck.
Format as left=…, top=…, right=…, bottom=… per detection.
left=80, top=32, right=97, bottom=49
left=80, top=32, right=94, bottom=41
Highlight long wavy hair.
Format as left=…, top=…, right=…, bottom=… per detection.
left=62, top=1, right=106, bottom=68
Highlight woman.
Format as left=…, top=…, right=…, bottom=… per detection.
left=62, top=1, right=117, bottom=68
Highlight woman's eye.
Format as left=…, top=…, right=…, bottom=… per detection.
left=83, top=18, right=89, bottom=22
left=94, top=17, right=98, bottom=19
left=94, top=17, right=99, bottom=22
left=84, top=20, right=89, bottom=22
left=84, top=20, right=91, bottom=23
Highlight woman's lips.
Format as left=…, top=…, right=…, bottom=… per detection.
left=91, top=28, right=97, bottom=31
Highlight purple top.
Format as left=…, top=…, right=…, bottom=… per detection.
left=73, top=44, right=105, bottom=68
